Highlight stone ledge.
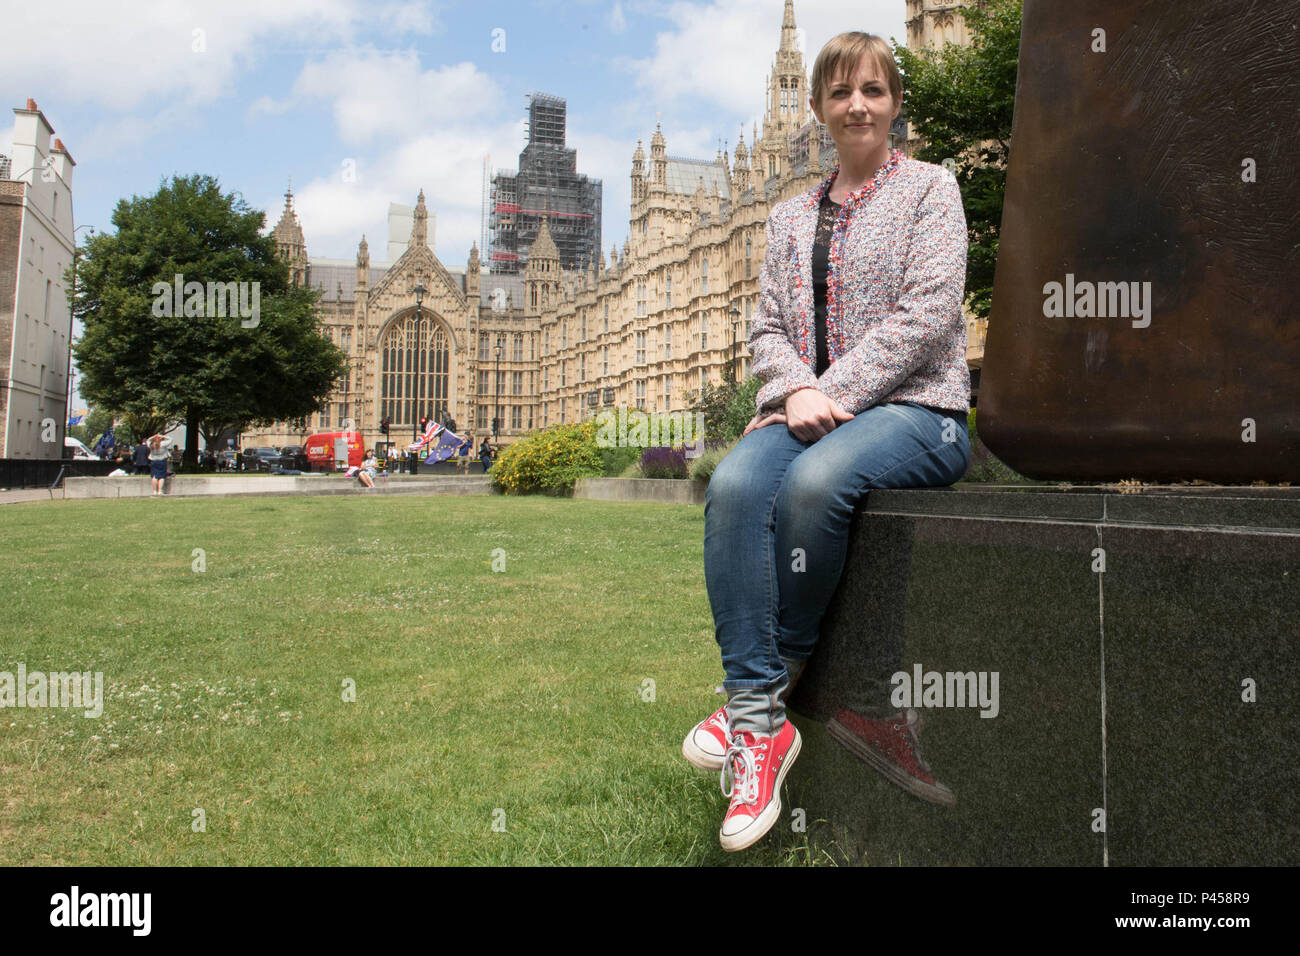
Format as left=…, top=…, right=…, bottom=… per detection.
left=869, top=484, right=1300, bottom=532
left=62, top=475, right=498, bottom=499
left=573, top=477, right=706, bottom=505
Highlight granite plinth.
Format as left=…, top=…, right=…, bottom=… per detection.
left=786, top=484, right=1300, bottom=865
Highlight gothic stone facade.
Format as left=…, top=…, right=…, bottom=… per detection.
left=248, top=0, right=978, bottom=454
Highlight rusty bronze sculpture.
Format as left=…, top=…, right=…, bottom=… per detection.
left=979, top=0, right=1299, bottom=482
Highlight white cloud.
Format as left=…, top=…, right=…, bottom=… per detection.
left=0, top=0, right=446, bottom=112
left=619, top=0, right=905, bottom=122
left=566, top=125, right=638, bottom=255
left=249, top=46, right=520, bottom=261
left=608, top=2, right=628, bottom=34
left=272, top=116, right=530, bottom=263
left=247, top=95, right=294, bottom=119
left=287, top=51, right=506, bottom=145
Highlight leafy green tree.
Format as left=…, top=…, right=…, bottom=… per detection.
left=67, top=406, right=116, bottom=447
left=120, top=410, right=169, bottom=445
left=691, top=376, right=761, bottom=446
left=895, top=0, right=1022, bottom=319
left=69, top=407, right=166, bottom=450
left=69, top=175, right=346, bottom=467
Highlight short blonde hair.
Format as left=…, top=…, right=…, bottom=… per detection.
left=810, top=32, right=902, bottom=116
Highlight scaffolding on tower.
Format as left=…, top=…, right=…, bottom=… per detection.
left=488, top=92, right=603, bottom=276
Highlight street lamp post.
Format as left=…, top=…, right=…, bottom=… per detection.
left=729, top=306, right=742, bottom=383
left=410, top=281, right=426, bottom=475
left=64, top=224, right=95, bottom=460
left=411, top=281, right=426, bottom=444
left=493, top=337, right=502, bottom=442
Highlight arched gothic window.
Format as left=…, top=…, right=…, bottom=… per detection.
left=380, top=312, right=450, bottom=427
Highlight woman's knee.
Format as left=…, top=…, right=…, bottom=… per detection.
left=774, top=458, right=842, bottom=518
left=707, top=450, right=757, bottom=505
left=707, top=436, right=781, bottom=507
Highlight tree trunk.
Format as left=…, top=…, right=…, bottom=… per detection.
left=185, top=406, right=200, bottom=469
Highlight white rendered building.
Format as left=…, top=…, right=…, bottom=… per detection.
left=0, top=98, right=76, bottom=459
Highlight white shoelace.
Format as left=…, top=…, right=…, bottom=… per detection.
left=721, top=736, right=764, bottom=805
left=707, top=709, right=728, bottom=734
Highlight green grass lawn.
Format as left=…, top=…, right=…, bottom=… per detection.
left=0, top=494, right=827, bottom=865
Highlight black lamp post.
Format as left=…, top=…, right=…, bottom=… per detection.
left=729, top=305, right=742, bottom=382
left=411, top=281, right=427, bottom=445
left=493, top=337, right=503, bottom=441
left=65, top=224, right=95, bottom=460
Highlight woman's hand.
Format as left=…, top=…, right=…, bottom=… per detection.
left=743, top=388, right=854, bottom=441
left=743, top=409, right=786, bottom=436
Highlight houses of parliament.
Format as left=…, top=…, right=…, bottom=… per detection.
left=250, top=1, right=981, bottom=452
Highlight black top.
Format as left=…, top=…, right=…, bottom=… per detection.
left=811, top=191, right=840, bottom=376
left=809, top=189, right=964, bottom=420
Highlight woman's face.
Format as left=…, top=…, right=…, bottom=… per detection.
left=811, top=55, right=899, bottom=161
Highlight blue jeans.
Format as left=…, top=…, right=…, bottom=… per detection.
left=703, top=401, right=970, bottom=731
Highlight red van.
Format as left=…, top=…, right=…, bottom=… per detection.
left=304, top=431, right=364, bottom=471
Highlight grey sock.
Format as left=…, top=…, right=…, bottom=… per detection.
left=726, top=658, right=805, bottom=737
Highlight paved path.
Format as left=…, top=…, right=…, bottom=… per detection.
left=0, top=487, right=66, bottom=505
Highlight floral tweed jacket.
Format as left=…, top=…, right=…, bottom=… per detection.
left=749, top=149, right=971, bottom=418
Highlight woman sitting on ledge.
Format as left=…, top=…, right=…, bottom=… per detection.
left=345, top=451, right=380, bottom=489
left=681, top=31, right=973, bottom=852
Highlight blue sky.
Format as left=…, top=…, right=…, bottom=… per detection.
left=2, top=0, right=905, bottom=267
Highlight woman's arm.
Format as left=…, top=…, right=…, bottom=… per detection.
left=748, top=211, right=820, bottom=415
left=816, top=170, right=968, bottom=415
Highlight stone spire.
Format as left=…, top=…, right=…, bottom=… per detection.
left=409, top=188, right=428, bottom=248
left=650, top=122, right=666, bottom=186
left=356, top=234, right=370, bottom=291
left=466, top=240, right=480, bottom=302
left=272, top=182, right=308, bottom=287
left=762, top=0, right=808, bottom=151
left=631, top=138, right=646, bottom=204
left=781, top=0, right=798, bottom=50
left=530, top=206, right=559, bottom=262
left=524, top=201, right=561, bottom=316
left=732, top=129, right=751, bottom=194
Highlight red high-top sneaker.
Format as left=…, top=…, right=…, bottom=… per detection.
left=718, top=720, right=801, bottom=852
left=826, top=707, right=956, bottom=807
left=682, top=661, right=806, bottom=773
left=682, top=704, right=730, bottom=771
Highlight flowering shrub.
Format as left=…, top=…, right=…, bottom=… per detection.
left=688, top=437, right=739, bottom=483
left=490, top=420, right=604, bottom=495
left=639, top=445, right=688, bottom=480
left=599, top=443, right=641, bottom=477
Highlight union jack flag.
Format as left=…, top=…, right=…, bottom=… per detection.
left=408, top=420, right=444, bottom=452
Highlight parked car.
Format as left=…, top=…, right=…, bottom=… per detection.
left=245, top=447, right=282, bottom=471
left=64, top=437, right=99, bottom=460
